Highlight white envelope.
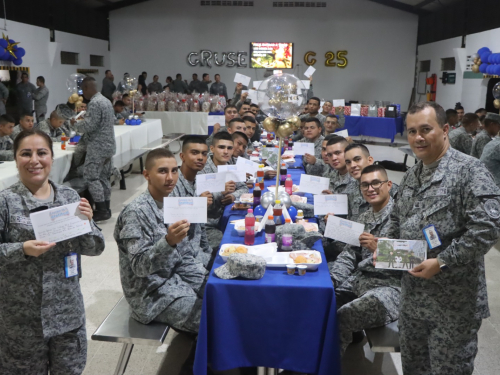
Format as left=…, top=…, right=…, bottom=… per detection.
left=313, top=194, right=348, bottom=216
left=163, top=197, right=207, bottom=224
left=324, top=215, right=365, bottom=247
left=335, top=129, right=349, bottom=137
left=234, top=73, right=251, bottom=87
left=304, top=66, right=316, bottom=78
left=293, top=142, right=315, bottom=156
left=351, top=103, right=361, bottom=116
left=236, top=156, right=259, bottom=176
left=207, top=115, right=225, bottom=127
left=299, top=174, right=330, bottom=195
left=196, top=173, right=226, bottom=195
left=301, top=80, right=310, bottom=90
left=332, top=99, right=345, bottom=107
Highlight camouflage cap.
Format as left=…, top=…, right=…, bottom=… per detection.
left=214, top=253, right=266, bottom=280
left=55, top=104, right=75, bottom=120
left=485, top=112, right=500, bottom=124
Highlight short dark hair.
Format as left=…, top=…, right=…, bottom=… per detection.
left=145, top=148, right=175, bottom=170
left=176, top=73, right=182, bottom=79
left=182, top=135, right=207, bottom=152
left=408, top=102, right=447, bottom=128
left=82, top=76, right=96, bottom=88
left=105, top=70, right=111, bottom=75
left=21, top=72, right=28, bottom=78
left=446, top=109, right=458, bottom=117
left=203, top=73, right=209, bottom=79
left=0, top=114, right=15, bottom=125
left=461, top=113, right=479, bottom=126
left=326, top=114, right=338, bottom=120
left=13, top=129, right=53, bottom=159
left=242, top=116, right=256, bottom=124
left=213, top=131, right=233, bottom=145
left=142, top=71, right=147, bottom=75
left=228, top=118, right=245, bottom=129
left=475, top=108, right=486, bottom=115
left=250, top=104, right=259, bottom=109
left=167, top=76, right=172, bottom=82
left=326, top=137, right=348, bottom=148
left=153, top=75, right=158, bottom=79
left=122, top=93, right=129, bottom=99
left=36, top=76, right=45, bottom=83
left=242, top=111, right=255, bottom=117
left=304, top=117, right=321, bottom=128
left=324, top=134, right=342, bottom=142
left=455, top=102, right=464, bottom=111
left=224, top=105, right=237, bottom=113
left=308, top=97, right=321, bottom=105
left=20, top=112, right=34, bottom=120
left=114, top=100, right=125, bottom=107
left=344, top=143, right=370, bottom=157
left=360, top=164, right=388, bottom=180
left=231, top=131, right=249, bottom=144
left=193, top=73, right=198, bottom=77
left=215, top=74, right=220, bottom=78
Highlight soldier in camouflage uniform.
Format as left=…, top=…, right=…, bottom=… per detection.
left=0, top=114, right=15, bottom=161
left=471, top=112, right=500, bottom=159
left=73, top=77, right=116, bottom=221
left=199, top=132, right=249, bottom=248
left=206, top=109, right=243, bottom=148
left=115, top=148, right=209, bottom=333
left=171, top=136, right=214, bottom=266
left=329, top=165, right=401, bottom=354
left=480, top=137, right=500, bottom=188
left=304, top=134, right=341, bottom=176
left=37, top=110, right=69, bottom=142
left=388, top=102, right=500, bottom=375
left=299, top=117, right=324, bottom=170
left=0, top=129, right=105, bottom=374
left=10, top=112, right=35, bottom=141
left=448, top=112, right=480, bottom=155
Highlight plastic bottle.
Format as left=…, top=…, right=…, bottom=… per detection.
left=295, top=210, right=304, bottom=223
left=281, top=218, right=293, bottom=251
left=288, top=136, right=294, bottom=151
left=261, top=146, right=268, bottom=164
left=273, top=200, right=283, bottom=225
left=245, top=209, right=255, bottom=246
left=280, top=163, right=287, bottom=186
left=257, top=164, right=265, bottom=190
left=253, top=183, right=261, bottom=209
left=285, top=174, right=293, bottom=194
left=61, top=132, right=67, bottom=150
left=265, top=215, right=276, bottom=244
left=284, top=137, right=289, bottom=149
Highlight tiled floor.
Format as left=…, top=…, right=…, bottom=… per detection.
left=81, top=141, right=500, bottom=375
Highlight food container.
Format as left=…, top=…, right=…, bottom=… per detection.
left=219, top=243, right=278, bottom=262
left=297, top=265, right=307, bottom=276
left=266, top=250, right=322, bottom=271
left=286, top=264, right=296, bottom=275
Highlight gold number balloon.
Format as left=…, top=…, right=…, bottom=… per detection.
left=287, top=115, right=301, bottom=131
left=262, top=117, right=278, bottom=132
left=494, top=99, right=500, bottom=109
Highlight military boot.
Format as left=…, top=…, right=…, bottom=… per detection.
left=93, top=202, right=111, bottom=222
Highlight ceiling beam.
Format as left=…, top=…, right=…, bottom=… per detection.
left=368, top=0, right=431, bottom=15
left=414, top=0, right=436, bottom=8
left=97, top=0, right=151, bottom=12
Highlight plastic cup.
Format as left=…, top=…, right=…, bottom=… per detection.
left=286, top=264, right=296, bottom=275
left=297, top=265, right=307, bottom=276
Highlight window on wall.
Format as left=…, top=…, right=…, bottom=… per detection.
left=90, top=55, right=104, bottom=67
left=61, top=51, right=79, bottom=65
left=420, top=60, right=431, bottom=72
left=441, top=57, right=456, bottom=71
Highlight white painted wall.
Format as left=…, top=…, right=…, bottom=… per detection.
left=2, top=20, right=110, bottom=115
left=109, top=0, right=418, bottom=110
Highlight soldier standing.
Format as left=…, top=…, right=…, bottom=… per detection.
left=32, top=76, right=49, bottom=122
left=389, top=101, right=500, bottom=375
left=16, top=72, right=36, bottom=116
left=0, top=129, right=104, bottom=373
left=0, top=114, right=15, bottom=161
left=0, top=80, right=9, bottom=116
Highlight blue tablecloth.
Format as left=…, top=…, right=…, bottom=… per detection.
left=194, top=224, right=341, bottom=375
left=194, top=155, right=341, bottom=375
left=344, top=116, right=404, bottom=142
left=218, top=156, right=312, bottom=232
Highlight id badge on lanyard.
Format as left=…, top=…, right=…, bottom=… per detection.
left=423, top=224, right=442, bottom=250
left=64, top=252, right=79, bottom=278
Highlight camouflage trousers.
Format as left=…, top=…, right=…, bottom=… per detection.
left=337, top=287, right=400, bottom=354
left=206, top=226, right=223, bottom=250
left=83, top=157, right=112, bottom=203
left=0, top=324, right=87, bottom=375
left=154, top=297, right=204, bottom=335
left=399, top=313, right=481, bottom=375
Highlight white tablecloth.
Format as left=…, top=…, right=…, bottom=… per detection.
left=0, top=119, right=164, bottom=191
left=144, top=112, right=208, bottom=135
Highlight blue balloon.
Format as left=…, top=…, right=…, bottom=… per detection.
left=13, top=57, right=22, bottom=66
left=15, top=47, right=25, bottom=58
left=253, top=205, right=266, bottom=217
left=288, top=206, right=297, bottom=222
left=480, top=52, right=491, bottom=62
left=479, top=63, right=488, bottom=73
left=495, top=66, right=500, bottom=76
left=488, top=54, right=495, bottom=63
left=478, top=47, right=490, bottom=54
left=0, top=50, right=8, bottom=60
left=125, top=119, right=131, bottom=125
left=0, top=40, right=6, bottom=48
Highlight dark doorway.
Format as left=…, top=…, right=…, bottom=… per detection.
left=486, top=78, right=500, bottom=113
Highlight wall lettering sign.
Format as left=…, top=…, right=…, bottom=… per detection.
left=304, top=50, right=348, bottom=68
left=187, top=50, right=248, bottom=68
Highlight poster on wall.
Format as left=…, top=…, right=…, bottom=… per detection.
left=250, top=42, right=293, bottom=69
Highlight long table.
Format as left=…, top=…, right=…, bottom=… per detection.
left=144, top=111, right=208, bottom=135
left=194, top=158, right=341, bottom=375
left=344, top=116, right=404, bottom=142
left=0, top=119, right=163, bottom=191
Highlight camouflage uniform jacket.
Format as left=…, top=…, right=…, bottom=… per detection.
left=388, top=147, right=500, bottom=322
left=10, top=124, right=27, bottom=141
left=348, top=181, right=399, bottom=223
left=299, top=135, right=324, bottom=171
left=0, top=134, right=14, bottom=161
left=37, top=119, right=66, bottom=142
left=330, top=197, right=401, bottom=295
left=199, top=155, right=249, bottom=228
left=449, top=126, right=473, bottom=155
left=0, top=181, right=105, bottom=338
left=171, top=169, right=214, bottom=267
left=75, top=92, right=116, bottom=161
left=114, top=189, right=208, bottom=324
left=470, top=129, right=492, bottom=159
left=480, top=137, right=500, bottom=188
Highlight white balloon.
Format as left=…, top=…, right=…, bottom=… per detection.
left=66, top=73, right=86, bottom=95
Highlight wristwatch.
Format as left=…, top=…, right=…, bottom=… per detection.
left=437, top=257, right=448, bottom=271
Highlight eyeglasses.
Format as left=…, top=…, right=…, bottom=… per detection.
left=360, top=180, right=388, bottom=191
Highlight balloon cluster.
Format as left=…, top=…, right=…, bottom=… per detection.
left=493, top=82, right=500, bottom=109
left=472, top=47, right=500, bottom=75
left=257, top=73, right=307, bottom=138
left=0, top=34, right=25, bottom=66
left=66, top=73, right=86, bottom=108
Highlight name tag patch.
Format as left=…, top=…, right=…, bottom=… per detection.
left=10, top=215, right=31, bottom=225
left=484, top=199, right=500, bottom=219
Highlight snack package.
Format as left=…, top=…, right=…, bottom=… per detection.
left=191, top=99, right=200, bottom=112
left=146, top=95, right=157, bottom=111
left=360, top=105, right=369, bottom=117
left=344, top=106, right=351, bottom=116
left=378, top=107, right=386, bottom=117
left=157, top=100, right=166, bottom=112
left=135, top=98, right=144, bottom=112
left=177, top=99, right=188, bottom=112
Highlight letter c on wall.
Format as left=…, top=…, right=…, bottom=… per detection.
left=304, top=51, right=316, bottom=66
left=187, top=52, right=199, bottom=66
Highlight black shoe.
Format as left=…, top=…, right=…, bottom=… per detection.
left=352, top=330, right=365, bottom=344
left=105, top=200, right=111, bottom=210
left=93, top=202, right=111, bottom=222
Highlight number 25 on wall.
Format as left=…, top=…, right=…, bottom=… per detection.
left=304, top=51, right=348, bottom=68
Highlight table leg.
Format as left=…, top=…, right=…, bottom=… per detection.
left=113, top=343, right=134, bottom=375
left=266, top=368, right=278, bottom=375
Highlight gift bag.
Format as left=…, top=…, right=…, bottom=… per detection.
left=360, top=105, right=369, bottom=117
left=368, top=105, right=378, bottom=117
left=344, top=106, right=351, bottom=116
left=378, top=107, right=386, bottom=117
left=351, top=103, right=361, bottom=116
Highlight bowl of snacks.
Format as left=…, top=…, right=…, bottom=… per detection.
left=267, top=250, right=322, bottom=271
